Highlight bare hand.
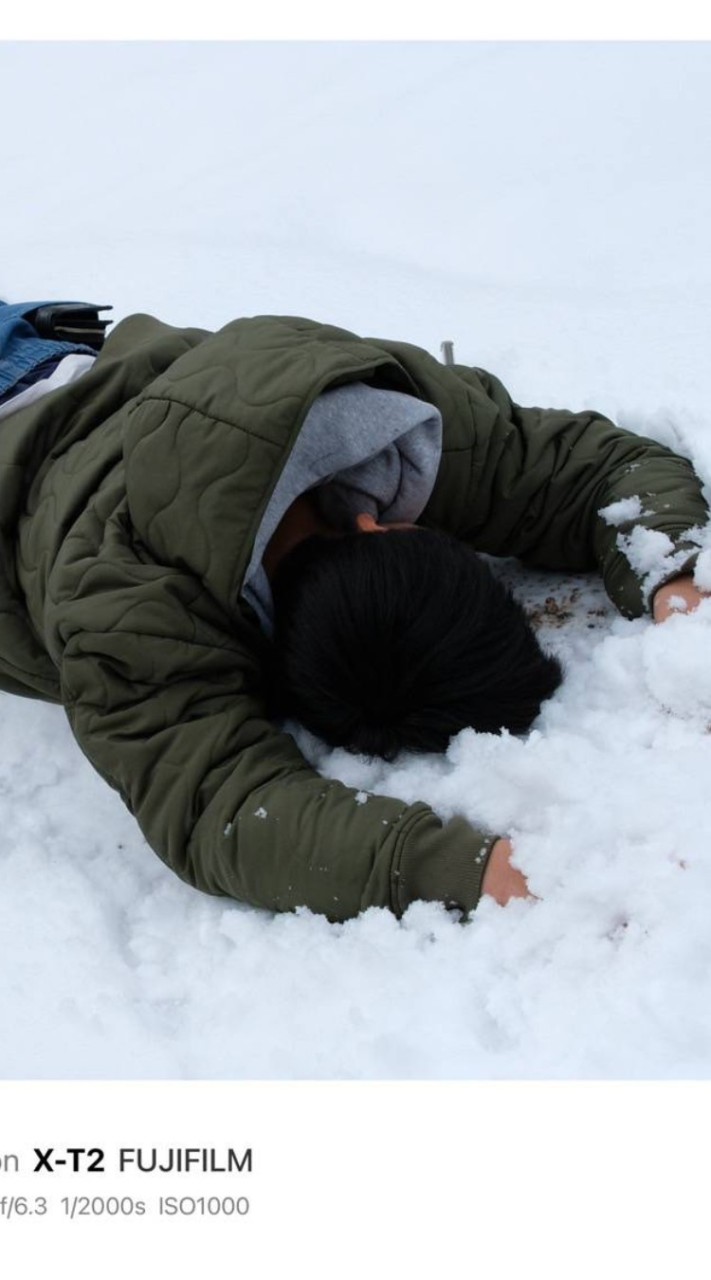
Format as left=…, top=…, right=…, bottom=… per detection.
left=652, top=575, right=709, bottom=623
left=481, top=838, right=532, bottom=905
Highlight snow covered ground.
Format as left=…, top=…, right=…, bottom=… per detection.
left=2, top=40, right=711, bottom=1078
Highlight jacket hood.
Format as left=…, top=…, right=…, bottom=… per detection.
left=241, top=379, right=443, bottom=635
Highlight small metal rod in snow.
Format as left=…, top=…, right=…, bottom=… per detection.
left=440, top=340, right=455, bottom=366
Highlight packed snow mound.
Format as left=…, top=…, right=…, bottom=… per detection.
left=641, top=598, right=711, bottom=722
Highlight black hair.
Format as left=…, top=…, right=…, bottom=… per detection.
left=268, top=527, right=563, bottom=761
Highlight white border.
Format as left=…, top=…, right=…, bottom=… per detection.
left=1, top=1080, right=709, bottom=1273
left=2, top=4, right=711, bottom=40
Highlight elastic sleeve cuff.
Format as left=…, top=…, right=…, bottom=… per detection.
left=392, top=810, right=499, bottom=917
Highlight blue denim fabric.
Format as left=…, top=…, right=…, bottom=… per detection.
left=0, top=301, right=97, bottom=401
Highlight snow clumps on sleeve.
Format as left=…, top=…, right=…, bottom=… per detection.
left=599, top=495, right=647, bottom=526
left=692, top=546, right=711, bottom=592
left=616, top=526, right=697, bottom=603
left=598, top=496, right=691, bottom=600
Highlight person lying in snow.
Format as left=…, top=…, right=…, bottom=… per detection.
left=0, top=300, right=708, bottom=919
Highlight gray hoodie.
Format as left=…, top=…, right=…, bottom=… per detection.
left=241, top=381, right=443, bottom=636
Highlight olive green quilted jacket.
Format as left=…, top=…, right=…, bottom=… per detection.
left=0, top=314, right=706, bottom=919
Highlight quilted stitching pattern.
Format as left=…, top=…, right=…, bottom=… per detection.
left=0, top=313, right=705, bottom=921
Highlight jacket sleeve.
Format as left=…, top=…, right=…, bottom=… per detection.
left=422, top=362, right=709, bottom=619
left=57, top=565, right=496, bottom=921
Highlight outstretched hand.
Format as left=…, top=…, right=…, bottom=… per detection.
left=652, top=575, right=709, bottom=623
left=481, top=838, right=532, bottom=905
